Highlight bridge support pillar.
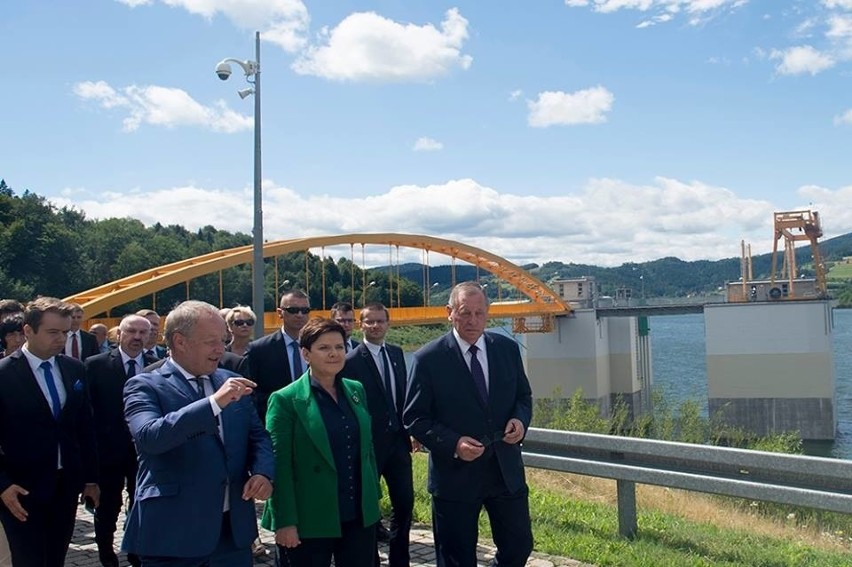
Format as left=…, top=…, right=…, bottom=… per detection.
left=522, top=310, right=652, bottom=421
left=705, top=300, right=836, bottom=440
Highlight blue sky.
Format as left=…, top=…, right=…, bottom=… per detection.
left=1, top=0, right=851, bottom=267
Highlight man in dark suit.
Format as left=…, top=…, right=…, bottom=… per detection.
left=331, top=301, right=359, bottom=352
left=136, top=309, right=167, bottom=359
left=85, top=314, right=157, bottom=567
left=0, top=297, right=100, bottom=567
left=66, top=303, right=99, bottom=361
left=122, top=300, right=274, bottom=566
left=342, top=302, right=412, bottom=567
left=404, top=282, right=533, bottom=567
left=245, top=289, right=310, bottom=423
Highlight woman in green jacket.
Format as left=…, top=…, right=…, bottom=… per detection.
left=262, top=317, right=380, bottom=567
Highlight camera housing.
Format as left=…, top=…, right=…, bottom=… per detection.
left=215, top=62, right=232, bottom=81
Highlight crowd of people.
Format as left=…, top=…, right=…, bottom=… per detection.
left=0, top=282, right=534, bottom=567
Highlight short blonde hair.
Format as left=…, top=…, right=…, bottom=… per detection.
left=226, top=305, right=257, bottom=326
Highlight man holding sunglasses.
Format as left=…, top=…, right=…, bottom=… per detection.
left=245, top=290, right=311, bottom=423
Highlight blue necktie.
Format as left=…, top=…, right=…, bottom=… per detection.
left=468, top=345, right=488, bottom=403
left=40, top=361, right=62, bottom=420
left=126, top=358, right=137, bottom=378
left=291, top=341, right=303, bottom=379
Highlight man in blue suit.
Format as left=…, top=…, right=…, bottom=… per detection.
left=123, top=300, right=274, bottom=566
left=404, top=282, right=534, bottom=567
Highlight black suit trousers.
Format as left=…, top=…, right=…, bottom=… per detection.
left=0, top=470, right=80, bottom=567
left=431, top=456, right=532, bottom=567
left=376, top=437, right=414, bottom=567
left=95, top=450, right=139, bottom=558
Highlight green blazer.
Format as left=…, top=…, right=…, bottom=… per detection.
left=261, top=372, right=381, bottom=538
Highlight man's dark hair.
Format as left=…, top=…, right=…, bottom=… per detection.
left=279, top=289, right=309, bottom=308
left=330, top=302, right=354, bottom=318
left=360, top=301, right=390, bottom=322
left=23, top=297, right=74, bottom=333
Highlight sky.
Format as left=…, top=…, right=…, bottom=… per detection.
left=1, top=0, right=851, bottom=269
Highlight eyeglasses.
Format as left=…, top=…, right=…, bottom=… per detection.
left=231, top=319, right=254, bottom=327
left=282, top=307, right=311, bottom=315
left=335, top=318, right=355, bottom=324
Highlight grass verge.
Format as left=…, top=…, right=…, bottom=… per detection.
left=383, top=454, right=852, bottom=567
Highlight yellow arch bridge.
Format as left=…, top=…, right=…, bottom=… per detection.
left=66, top=233, right=571, bottom=334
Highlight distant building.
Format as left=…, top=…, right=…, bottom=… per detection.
left=550, top=276, right=597, bottom=308
left=726, top=278, right=822, bottom=303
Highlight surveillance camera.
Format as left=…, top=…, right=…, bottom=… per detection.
left=215, top=62, right=232, bottom=81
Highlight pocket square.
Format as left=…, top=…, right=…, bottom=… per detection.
left=73, top=379, right=84, bottom=392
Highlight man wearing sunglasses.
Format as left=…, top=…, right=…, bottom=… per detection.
left=245, top=290, right=311, bottom=423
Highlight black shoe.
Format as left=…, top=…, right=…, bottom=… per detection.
left=99, top=552, right=119, bottom=567
left=128, top=552, right=142, bottom=567
left=376, top=522, right=391, bottom=542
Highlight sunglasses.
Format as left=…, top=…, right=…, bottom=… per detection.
left=231, top=319, right=255, bottom=327
left=282, top=307, right=311, bottom=315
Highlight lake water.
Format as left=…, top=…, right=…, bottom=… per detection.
left=650, top=309, right=852, bottom=460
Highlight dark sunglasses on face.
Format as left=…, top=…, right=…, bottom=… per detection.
left=231, top=319, right=255, bottom=327
left=282, top=307, right=311, bottom=315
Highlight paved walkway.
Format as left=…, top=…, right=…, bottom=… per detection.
left=63, top=503, right=592, bottom=567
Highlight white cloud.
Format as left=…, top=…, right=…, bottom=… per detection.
left=509, top=89, right=523, bottom=101
left=73, top=80, right=252, bottom=133
left=527, top=87, right=614, bottom=127
left=770, top=45, right=835, bottom=75
left=49, top=176, right=809, bottom=267
left=564, top=0, right=747, bottom=26
left=823, top=1, right=852, bottom=10
left=292, top=8, right=472, bottom=82
left=827, top=15, right=852, bottom=41
left=413, top=137, right=443, bottom=152
left=115, top=0, right=309, bottom=52
left=834, top=109, right=852, bottom=125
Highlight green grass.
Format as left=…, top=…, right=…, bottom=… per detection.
left=384, top=454, right=852, bottom=567
left=826, top=261, right=852, bottom=281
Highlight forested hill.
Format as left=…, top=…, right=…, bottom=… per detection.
left=398, top=231, right=852, bottom=300
left=4, top=179, right=852, bottom=309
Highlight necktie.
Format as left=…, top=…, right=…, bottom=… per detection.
left=468, top=345, right=488, bottom=403
left=192, top=376, right=207, bottom=400
left=40, top=361, right=62, bottom=420
left=71, top=334, right=79, bottom=359
left=126, top=358, right=137, bottom=378
left=380, top=346, right=400, bottom=430
left=291, top=341, right=303, bottom=379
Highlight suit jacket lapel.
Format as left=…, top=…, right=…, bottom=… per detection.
left=359, top=346, right=384, bottom=392
left=293, top=376, right=335, bottom=469
left=9, top=351, right=55, bottom=418
left=159, top=360, right=199, bottom=402
left=444, top=332, right=489, bottom=410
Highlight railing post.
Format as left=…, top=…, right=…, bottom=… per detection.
left=616, top=479, right=637, bottom=539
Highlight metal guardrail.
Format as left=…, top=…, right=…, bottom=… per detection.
left=521, top=428, right=852, bottom=539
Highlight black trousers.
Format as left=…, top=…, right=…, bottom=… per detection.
left=0, top=470, right=79, bottom=567
left=96, top=454, right=139, bottom=564
left=276, top=519, right=376, bottom=567
left=376, top=438, right=414, bottom=567
left=431, top=457, right=533, bottom=567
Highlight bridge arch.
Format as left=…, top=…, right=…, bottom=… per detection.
left=66, top=233, right=571, bottom=329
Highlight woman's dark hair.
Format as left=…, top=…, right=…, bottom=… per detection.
left=298, top=317, right=346, bottom=350
left=0, top=315, right=24, bottom=350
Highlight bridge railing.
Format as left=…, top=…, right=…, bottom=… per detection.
left=521, top=428, right=852, bottom=539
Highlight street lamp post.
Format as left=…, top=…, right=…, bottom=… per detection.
left=217, top=32, right=264, bottom=337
